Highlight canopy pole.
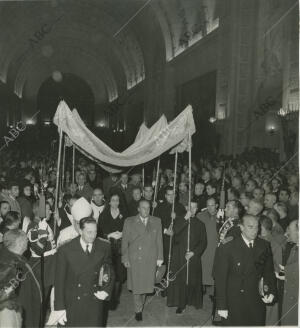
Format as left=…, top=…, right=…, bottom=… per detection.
left=186, top=131, right=192, bottom=285
left=54, top=128, right=63, bottom=237
left=61, top=137, right=66, bottom=191
left=142, top=166, right=145, bottom=189
left=72, top=144, right=75, bottom=184
left=167, top=150, right=178, bottom=286
left=151, top=157, right=160, bottom=215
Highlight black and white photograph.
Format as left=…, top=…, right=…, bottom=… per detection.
left=0, top=0, right=298, bottom=327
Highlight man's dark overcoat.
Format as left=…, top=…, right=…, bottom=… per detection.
left=54, top=236, right=115, bottom=327
left=214, top=235, right=277, bottom=326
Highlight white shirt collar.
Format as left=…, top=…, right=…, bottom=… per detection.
left=241, top=234, right=254, bottom=248
left=80, top=237, right=92, bottom=252
left=140, top=216, right=148, bottom=223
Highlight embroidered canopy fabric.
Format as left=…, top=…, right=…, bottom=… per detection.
left=53, top=100, right=195, bottom=168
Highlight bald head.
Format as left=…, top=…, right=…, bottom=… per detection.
left=138, top=199, right=150, bottom=218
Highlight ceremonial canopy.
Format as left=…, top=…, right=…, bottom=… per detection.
left=53, top=101, right=195, bottom=170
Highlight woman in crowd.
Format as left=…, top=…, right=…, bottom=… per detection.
left=17, top=182, right=34, bottom=225
left=98, top=193, right=126, bottom=310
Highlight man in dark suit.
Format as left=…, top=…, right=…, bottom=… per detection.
left=214, top=214, right=277, bottom=326
left=53, top=217, right=115, bottom=327
left=77, top=173, right=93, bottom=201
left=122, top=199, right=163, bottom=321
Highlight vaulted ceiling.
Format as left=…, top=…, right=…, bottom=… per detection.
left=0, top=0, right=219, bottom=107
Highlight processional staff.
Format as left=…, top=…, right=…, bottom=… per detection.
left=54, top=128, right=63, bottom=237
left=186, top=131, right=192, bottom=285
left=72, top=144, right=75, bottom=184
left=61, top=136, right=66, bottom=190
left=151, top=157, right=160, bottom=216
left=167, top=149, right=178, bottom=286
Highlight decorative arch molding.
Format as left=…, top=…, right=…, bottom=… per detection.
left=151, top=0, right=219, bottom=61
left=0, top=2, right=145, bottom=95
left=14, top=44, right=116, bottom=103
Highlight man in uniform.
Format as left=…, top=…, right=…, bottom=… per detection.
left=53, top=217, right=115, bottom=327
left=122, top=199, right=163, bottom=321
left=214, top=215, right=277, bottom=326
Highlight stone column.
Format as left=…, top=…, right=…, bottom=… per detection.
left=216, top=0, right=258, bottom=156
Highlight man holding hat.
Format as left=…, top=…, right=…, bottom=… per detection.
left=49, top=197, right=115, bottom=327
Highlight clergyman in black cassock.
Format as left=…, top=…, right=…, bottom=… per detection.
left=154, top=186, right=186, bottom=264
left=98, top=198, right=127, bottom=309
left=214, top=215, right=277, bottom=326
left=167, top=202, right=207, bottom=312
left=54, top=218, right=115, bottom=327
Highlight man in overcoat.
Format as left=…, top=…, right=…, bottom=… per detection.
left=214, top=215, right=277, bottom=326
left=121, top=199, right=163, bottom=321
left=53, top=217, right=115, bottom=327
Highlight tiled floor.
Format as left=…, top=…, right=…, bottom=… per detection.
left=107, top=286, right=213, bottom=327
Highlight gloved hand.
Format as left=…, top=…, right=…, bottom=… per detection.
left=217, top=310, right=228, bottom=319
left=94, top=291, right=109, bottom=300
left=46, top=310, right=67, bottom=326
left=262, top=294, right=274, bottom=304
left=157, top=260, right=163, bottom=267
left=184, top=211, right=191, bottom=220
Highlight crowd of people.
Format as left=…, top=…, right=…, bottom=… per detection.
left=0, top=147, right=298, bottom=327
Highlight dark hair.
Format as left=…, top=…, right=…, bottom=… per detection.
left=63, top=193, right=72, bottom=205
left=247, top=179, right=258, bottom=188
left=231, top=200, right=245, bottom=218
left=165, top=186, right=174, bottom=194
left=260, top=215, right=273, bottom=232
left=279, top=186, right=291, bottom=197
left=206, top=196, right=217, bottom=205
left=109, top=193, right=120, bottom=201
left=228, top=187, right=240, bottom=199
left=45, top=192, right=54, bottom=201
left=206, top=180, right=217, bottom=190
left=0, top=200, right=9, bottom=208
left=3, top=211, right=21, bottom=227
left=265, top=208, right=280, bottom=222
left=195, top=180, right=205, bottom=186
left=0, top=182, right=8, bottom=191
left=132, top=186, right=142, bottom=193
left=79, top=217, right=97, bottom=230
left=143, top=184, right=153, bottom=190
left=8, top=181, right=19, bottom=189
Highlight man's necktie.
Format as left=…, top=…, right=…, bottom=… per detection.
left=249, top=241, right=253, bottom=248
left=86, top=244, right=90, bottom=255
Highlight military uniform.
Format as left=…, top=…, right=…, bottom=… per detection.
left=54, top=236, right=115, bottom=327
left=281, top=244, right=298, bottom=326
left=214, top=234, right=277, bottom=326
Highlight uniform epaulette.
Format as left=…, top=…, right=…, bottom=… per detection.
left=221, top=236, right=233, bottom=245
left=97, top=237, right=110, bottom=243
